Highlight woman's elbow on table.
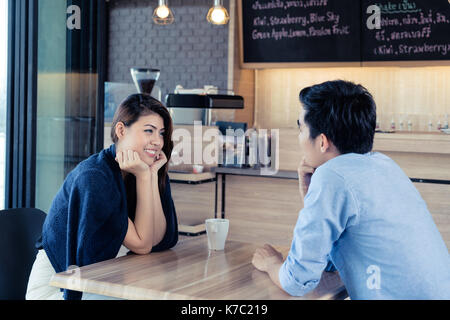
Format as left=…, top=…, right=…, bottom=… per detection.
left=124, top=238, right=153, bottom=255
left=131, top=246, right=152, bottom=255
left=123, top=218, right=153, bottom=255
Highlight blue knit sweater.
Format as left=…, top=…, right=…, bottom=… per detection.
left=38, top=144, right=178, bottom=300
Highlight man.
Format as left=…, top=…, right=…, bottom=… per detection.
left=252, top=80, right=450, bottom=299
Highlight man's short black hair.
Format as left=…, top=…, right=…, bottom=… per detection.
left=299, top=80, right=377, bottom=155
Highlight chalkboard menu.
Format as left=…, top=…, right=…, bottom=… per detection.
left=241, top=0, right=361, bottom=63
left=362, top=0, right=450, bottom=61
left=240, top=0, right=450, bottom=64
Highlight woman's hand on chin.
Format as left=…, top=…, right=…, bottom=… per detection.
left=149, top=151, right=167, bottom=175
left=116, top=150, right=150, bottom=178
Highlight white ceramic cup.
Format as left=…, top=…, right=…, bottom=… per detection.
left=205, top=218, right=229, bottom=251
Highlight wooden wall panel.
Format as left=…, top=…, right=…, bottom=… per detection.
left=273, top=128, right=450, bottom=179
left=254, top=67, right=450, bottom=131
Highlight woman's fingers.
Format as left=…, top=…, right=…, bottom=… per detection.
left=127, top=149, right=134, bottom=163
left=116, top=151, right=123, bottom=164
left=158, top=151, right=167, bottom=162
left=116, top=150, right=138, bottom=167
left=150, top=150, right=168, bottom=173
left=121, top=150, right=140, bottom=163
left=134, top=151, right=140, bottom=162
left=116, top=150, right=150, bottom=177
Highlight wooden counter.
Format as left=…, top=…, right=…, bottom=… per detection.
left=372, top=131, right=450, bottom=181
left=373, top=131, right=450, bottom=155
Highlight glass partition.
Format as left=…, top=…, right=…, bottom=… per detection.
left=0, top=0, right=8, bottom=210
left=36, top=0, right=101, bottom=212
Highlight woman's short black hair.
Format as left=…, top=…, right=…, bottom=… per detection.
left=299, top=80, right=377, bottom=155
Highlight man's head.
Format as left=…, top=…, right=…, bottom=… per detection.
left=297, top=80, right=377, bottom=168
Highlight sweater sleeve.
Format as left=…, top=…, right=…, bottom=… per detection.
left=68, top=169, right=128, bottom=265
left=151, top=175, right=179, bottom=252
left=64, top=169, right=128, bottom=299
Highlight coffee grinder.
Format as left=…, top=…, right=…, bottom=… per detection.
left=130, top=68, right=161, bottom=100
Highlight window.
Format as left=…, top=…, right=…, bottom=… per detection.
left=0, top=0, right=8, bottom=210
left=35, top=0, right=103, bottom=211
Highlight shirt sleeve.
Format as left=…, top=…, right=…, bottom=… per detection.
left=279, top=167, right=360, bottom=296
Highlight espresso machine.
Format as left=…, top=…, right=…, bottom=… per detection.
left=165, top=86, right=244, bottom=126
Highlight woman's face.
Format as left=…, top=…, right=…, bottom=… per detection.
left=117, top=113, right=165, bottom=167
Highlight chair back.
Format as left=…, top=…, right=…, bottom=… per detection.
left=0, top=208, right=47, bottom=300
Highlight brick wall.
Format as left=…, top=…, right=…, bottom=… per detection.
left=107, top=0, right=229, bottom=98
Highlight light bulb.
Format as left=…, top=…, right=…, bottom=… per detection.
left=211, top=8, right=226, bottom=24
left=156, top=5, right=170, bottom=19
left=152, top=0, right=174, bottom=25
left=207, top=0, right=229, bottom=25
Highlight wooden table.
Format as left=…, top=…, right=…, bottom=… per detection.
left=50, top=237, right=347, bottom=300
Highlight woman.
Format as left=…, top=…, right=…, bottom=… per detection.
left=26, top=94, right=178, bottom=300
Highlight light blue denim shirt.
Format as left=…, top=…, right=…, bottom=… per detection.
left=279, top=152, right=450, bottom=299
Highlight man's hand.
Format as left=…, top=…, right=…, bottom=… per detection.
left=298, top=157, right=315, bottom=200
left=252, top=244, right=284, bottom=290
left=252, top=244, right=284, bottom=272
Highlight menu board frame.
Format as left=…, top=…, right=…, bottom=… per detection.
left=238, top=0, right=450, bottom=69
left=237, top=0, right=361, bottom=68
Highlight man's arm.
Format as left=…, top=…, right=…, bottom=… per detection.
left=252, top=244, right=284, bottom=289
left=251, top=157, right=316, bottom=291
left=253, top=167, right=360, bottom=296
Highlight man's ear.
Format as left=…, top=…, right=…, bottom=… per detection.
left=115, top=122, right=127, bottom=140
left=319, top=133, right=331, bottom=153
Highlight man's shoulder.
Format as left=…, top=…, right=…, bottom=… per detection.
left=310, top=164, right=346, bottom=191
left=320, top=152, right=391, bottom=173
left=312, top=152, right=393, bottom=189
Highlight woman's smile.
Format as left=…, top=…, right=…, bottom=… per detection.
left=144, top=148, right=159, bottom=158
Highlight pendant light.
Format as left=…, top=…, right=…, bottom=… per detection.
left=153, top=0, right=174, bottom=25
left=207, top=0, right=229, bottom=25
